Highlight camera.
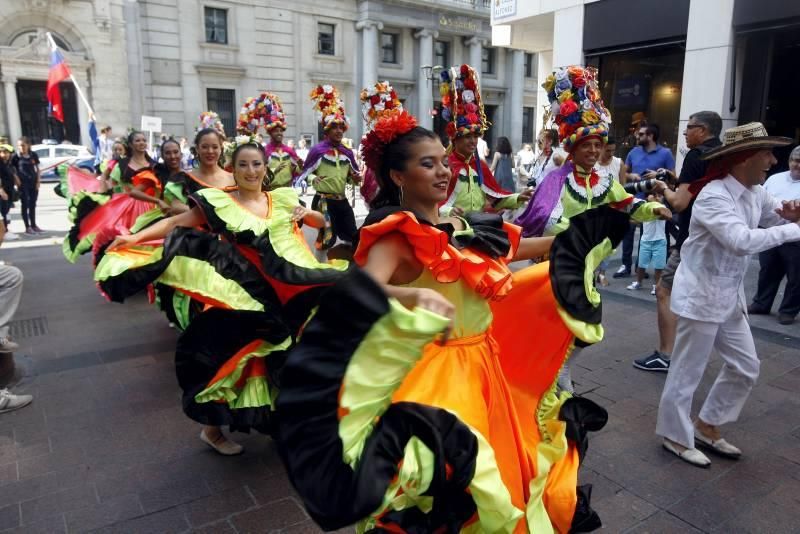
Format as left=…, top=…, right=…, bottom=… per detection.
left=624, top=178, right=658, bottom=195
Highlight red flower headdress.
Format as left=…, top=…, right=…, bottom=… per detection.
left=361, top=111, right=418, bottom=173
left=238, top=92, right=285, bottom=134
left=360, top=81, right=403, bottom=130
left=310, top=84, right=349, bottom=131
left=439, top=64, right=489, bottom=139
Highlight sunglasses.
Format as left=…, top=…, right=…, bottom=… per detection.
left=685, top=124, right=704, bottom=130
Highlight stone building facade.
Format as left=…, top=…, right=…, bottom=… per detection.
left=0, top=0, right=536, bottom=150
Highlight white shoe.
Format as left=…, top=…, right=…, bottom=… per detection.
left=662, top=439, right=711, bottom=468
left=626, top=281, right=642, bottom=290
left=200, top=429, right=244, bottom=456
left=651, top=284, right=657, bottom=295
left=3, top=232, right=18, bottom=241
left=0, top=389, right=33, bottom=414
left=694, top=431, right=742, bottom=459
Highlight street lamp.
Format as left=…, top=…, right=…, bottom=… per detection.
left=421, top=64, right=444, bottom=87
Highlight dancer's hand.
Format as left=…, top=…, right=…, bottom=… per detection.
left=291, top=205, right=312, bottom=222
left=107, top=234, right=138, bottom=251
left=654, top=206, right=673, bottom=220
left=450, top=206, right=465, bottom=217
left=157, top=199, right=171, bottom=213
left=413, top=288, right=455, bottom=343
left=518, top=187, right=534, bottom=203
left=775, top=199, right=800, bottom=223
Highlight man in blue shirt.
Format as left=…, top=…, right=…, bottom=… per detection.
left=614, top=124, right=676, bottom=277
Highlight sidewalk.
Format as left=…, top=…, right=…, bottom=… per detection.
left=0, top=192, right=797, bottom=532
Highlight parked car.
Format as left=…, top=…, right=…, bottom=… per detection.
left=32, top=144, right=93, bottom=182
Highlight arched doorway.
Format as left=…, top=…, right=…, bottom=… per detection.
left=0, top=29, right=90, bottom=144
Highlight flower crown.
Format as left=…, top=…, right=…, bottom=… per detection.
left=222, top=134, right=261, bottom=172
left=310, top=84, right=349, bottom=131
left=361, top=111, right=418, bottom=173
left=439, top=64, right=489, bottom=139
left=238, top=92, right=286, bottom=134
left=542, top=66, right=611, bottom=151
left=198, top=111, right=226, bottom=137
left=360, top=81, right=402, bottom=130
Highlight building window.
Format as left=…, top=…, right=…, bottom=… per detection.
left=524, top=53, right=534, bottom=78
left=434, top=40, right=450, bottom=69
left=482, top=47, right=496, bottom=75
left=206, top=88, right=236, bottom=136
left=381, top=32, right=399, bottom=64
left=204, top=7, right=228, bottom=45
left=522, top=107, right=534, bottom=144
left=318, top=23, right=335, bottom=55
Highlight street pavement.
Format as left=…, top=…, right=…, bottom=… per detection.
left=0, top=188, right=797, bottom=533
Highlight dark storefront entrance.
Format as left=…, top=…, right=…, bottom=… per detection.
left=16, top=79, right=79, bottom=144
left=586, top=45, right=685, bottom=158
left=737, top=25, right=800, bottom=172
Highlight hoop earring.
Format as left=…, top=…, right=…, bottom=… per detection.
left=399, top=185, right=404, bottom=205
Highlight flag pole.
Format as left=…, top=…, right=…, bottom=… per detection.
left=45, top=32, right=94, bottom=117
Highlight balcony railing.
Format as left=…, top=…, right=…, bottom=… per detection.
left=438, top=0, right=491, bottom=11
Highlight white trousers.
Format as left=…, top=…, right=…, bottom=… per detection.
left=656, top=310, right=759, bottom=449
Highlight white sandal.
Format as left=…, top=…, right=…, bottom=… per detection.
left=662, top=439, right=711, bottom=468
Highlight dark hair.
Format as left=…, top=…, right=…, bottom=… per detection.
left=160, top=137, right=181, bottom=155
left=194, top=128, right=225, bottom=147
left=640, top=124, right=660, bottom=142
left=542, top=129, right=558, bottom=145
left=18, top=136, right=31, bottom=145
left=127, top=130, right=146, bottom=145
left=230, top=142, right=265, bottom=167
left=371, top=127, right=440, bottom=209
left=689, top=111, right=722, bottom=138
left=606, top=136, right=616, bottom=145
left=495, top=136, right=512, bottom=155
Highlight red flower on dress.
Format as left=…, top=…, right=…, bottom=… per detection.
left=361, top=111, right=418, bottom=172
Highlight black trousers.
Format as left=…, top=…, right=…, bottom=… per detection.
left=0, top=197, right=10, bottom=226
left=19, top=181, right=38, bottom=229
left=312, top=194, right=358, bottom=244
left=751, top=242, right=800, bottom=317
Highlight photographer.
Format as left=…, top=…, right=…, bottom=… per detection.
left=615, top=124, right=675, bottom=278
left=633, top=111, right=722, bottom=372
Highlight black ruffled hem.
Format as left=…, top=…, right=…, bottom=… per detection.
left=65, top=192, right=110, bottom=255
left=175, top=308, right=291, bottom=434
left=549, top=206, right=630, bottom=324
left=275, top=268, right=479, bottom=531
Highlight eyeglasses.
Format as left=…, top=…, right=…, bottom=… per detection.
left=685, top=124, right=704, bottom=130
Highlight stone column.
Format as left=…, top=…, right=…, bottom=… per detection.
left=414, top=29, right=438, bottom=130
left=75, top=75, right=90, bottom=147
left=465, top=36, right=484, bottom=70
left=535, top=50, right=553, bottom=141
left=3, top=77, right=21, bottom=142
left=676, top=0, right=737, bottom=170
left=356, top=20, right=383, bottom=91
left=508, top=49, right=525, bottom=150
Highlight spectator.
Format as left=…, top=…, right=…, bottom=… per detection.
left=656, top=122, right=799, bottom=467
left=0, top=144, right=16, bottom=239
left=515, top=143, right=535, bottom=186
left=627, top=192, right=668, bottom=294
left=748, top=145, right=800, bottom=325
left=595, top=136, right=628, bottom=184
left=10, top=137, right=42, bottom=235
left=634, top=111, right=722, bottom=372
left=476, top=134, right=489, bottom=161
left=179, top=137, right=193, bottom=171
left=489, top=136, right=516, bottom=192
left=0, top=219, right=35, bottom=413
left=296, top=138, right=309, bottom=161
left=615, top=124, right=675, bottom=278
left=99, top=126, right=114, bottom=160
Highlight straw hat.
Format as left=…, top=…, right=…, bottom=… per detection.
left=701, top=122, right=792, bottom=160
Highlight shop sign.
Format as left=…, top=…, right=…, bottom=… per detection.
left=493, top=0, right=517, bottom=20
left=614, top=78, right=650, bottom=108
left=438, top=15, right=479, bottom=33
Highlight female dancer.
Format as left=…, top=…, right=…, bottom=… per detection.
left=101, top=131, right=154, bottom=193
left=97, top=139, right=349, bottom=454
left=275, top=111, right=629, bottom=532
left=163, top=127, right=236, bottom=214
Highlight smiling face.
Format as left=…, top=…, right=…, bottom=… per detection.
left=113, top=142, right=127, bottom=158
left=389, top=137, right=451, bottom=206
left=572, top=137, right=603, bottom=169
left=268, top=127, right=284, bottom=145
left=131, top=133, right=148, bottom=155
left=161, top=142, right=182, bottom=172
left=733, top=149, right=778, bottom=187
left=232, top=145, right=267, bottom=192
left=326, top=124, right=345, bottom=145
left=453, top=133, right=479, bottom=158
left=197, top=133, right=223, bottom=166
